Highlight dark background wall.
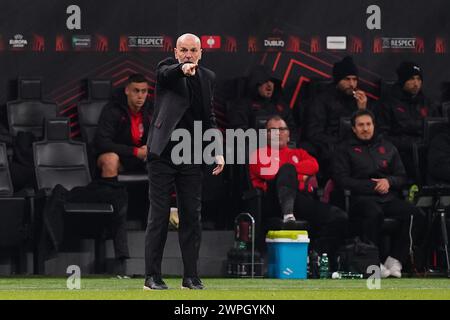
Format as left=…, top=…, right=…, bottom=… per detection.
left=0, top=0, right=448, bottom=133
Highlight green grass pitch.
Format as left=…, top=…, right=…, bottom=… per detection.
left=0, top=277, right=449, bottom=300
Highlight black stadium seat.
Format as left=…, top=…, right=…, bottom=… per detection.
left=7, top=78, right=57, bottom=139
left=78, top=79, right=112, bottom=145
left=0, top=142, right=34, bottom=274
left=18, top=78, right=43, bottom=100
left=412, top=117, right=448, bottom=187
left=33, top=118, right=114, bottom=274
left=7, top=101, right=58, bottom=139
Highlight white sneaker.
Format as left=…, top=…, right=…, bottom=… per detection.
left=283, top=213, right=296, bottom=223
left=380, top=264, right=390, bottom=278
left=390, top=269, right=401, bottom=278
left=385, top=256, right=402, bottom=278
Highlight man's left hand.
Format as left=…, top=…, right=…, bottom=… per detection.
left=371, top=178, right=390, bottom=194
left=136, top=145, right=148, bottom=161
left=212, top=155, right=225, bottom=175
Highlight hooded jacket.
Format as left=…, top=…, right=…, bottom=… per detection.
left=333, top=133, right=407, bottom=203
left=94, top=90, right=152, bottom=157
left=378, top=84, right=440, bottom=151
left=228, top=66, right=298, bottom=142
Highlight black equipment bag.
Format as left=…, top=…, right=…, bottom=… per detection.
left=336, top=237, right=380, bottom=277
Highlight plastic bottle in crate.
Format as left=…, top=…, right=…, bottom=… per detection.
left=319, top=253, right=329, bottom=279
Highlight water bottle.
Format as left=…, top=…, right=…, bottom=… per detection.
left=319, top=253, right=329, bottom=279
left=331, top=271, right=363, bottom=279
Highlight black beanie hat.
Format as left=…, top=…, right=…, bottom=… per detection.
left=396, top=61, right=423, bottom=86
left=333, top=56, right=359, bottom=84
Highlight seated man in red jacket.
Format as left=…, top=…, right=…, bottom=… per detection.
left=95, top=73, right=152, bottom=180
left=249, top=115, right=348, bottom=268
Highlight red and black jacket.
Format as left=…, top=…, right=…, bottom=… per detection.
left=378, top=84, right=440, bottom=151
left=332, top=134, right=407, bottom=202
left=94, top=91, right=153, bottom=157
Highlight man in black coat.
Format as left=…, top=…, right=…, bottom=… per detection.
left=378, top=61, right=440, bottom=180
left=144, top=33, right=224, bottom=290
left=306, top=56, right=371, bottom=164
left=333, top=109, right=424, bottom=278
left=95, top=73, right=152, bottom=178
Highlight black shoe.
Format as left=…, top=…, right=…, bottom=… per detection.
left=181, top=277, right=204, bottom=290
left=143, top=275, right=168, bottom=290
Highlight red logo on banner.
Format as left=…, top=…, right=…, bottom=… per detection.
left=163, top=36, right=174, bottom=52
left=55, top=35, right=67, bottom=52
left=201, top=36, right=221, bottom=49
left=436, top=37, right=446, bottom=54
left=415, top=37, right=424, bottom=53
left=286, top=36, right=300, bottom=52
left=224, top=36, right=237, bottom=52
left=310, top=36, right=321, bottom=53
left=32, top=34, right=45, bottom=52
left=119, top=35, right=129, bottom=52
left=95, top=34, right=108, bottom=52
left=248, top=36, right=258, bottom=52
left=373, top=37, right=383, bottom=53
left=350, top=36, right=362, bottom=53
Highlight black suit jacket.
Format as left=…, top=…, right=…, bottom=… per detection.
left=146, top=57, right=219, bottom=156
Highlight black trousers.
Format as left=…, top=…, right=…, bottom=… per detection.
left=264, top=164, right=348, bottom=266
left=350, top=198, right=421, bottom=265
left=145, top=154, right=202, bottom=277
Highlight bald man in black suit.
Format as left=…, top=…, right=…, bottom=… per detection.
left=143, top=33, right=224, bottom=290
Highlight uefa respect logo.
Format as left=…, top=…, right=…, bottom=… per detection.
left=168, top=121, right=280, bottom=174
left=128, top=36, right=164, bottom=48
